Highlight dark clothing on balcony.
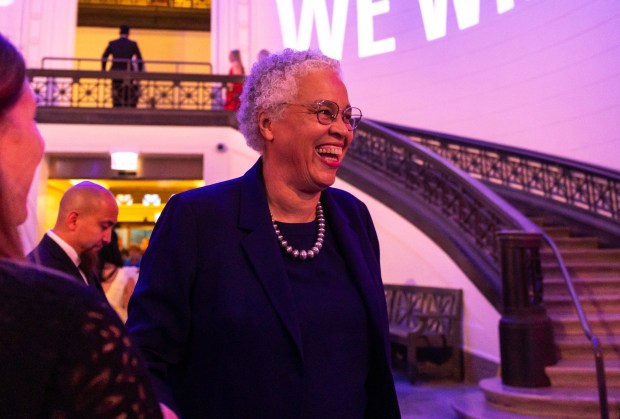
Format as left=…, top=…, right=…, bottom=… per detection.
left=101, top=36, right=144, bottom=72
left=101, top=36, right=144, bottom=107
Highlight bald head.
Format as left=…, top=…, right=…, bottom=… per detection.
left=53, top=181, right=118, bottom=255
left=56, top=181, right=115, bottom=221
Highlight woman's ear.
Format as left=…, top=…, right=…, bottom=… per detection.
left=258, top=110, right=274, bottom=142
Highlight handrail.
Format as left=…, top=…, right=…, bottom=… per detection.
left=40, top=57, right=213, bottom=73
left=376, top=120, right=620, bottom=225
left=79, top=0, right=210, bottom=8
left=354, top=121, right=609, bottom=416
left=26, top=68, right=244, bottom=112
left=342, top=120, right=543, bottom=307
left=355, top=120, right=541, bottom=232
left=541, top=233, right=609, bottom=419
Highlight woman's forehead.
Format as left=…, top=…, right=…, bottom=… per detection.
left=293, top=70, right=348, bottom=101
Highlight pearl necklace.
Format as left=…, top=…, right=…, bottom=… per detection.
left=272, top=201, right=325, bottom=260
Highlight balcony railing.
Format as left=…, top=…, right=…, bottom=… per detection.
left=41, top=57, right=213, bottom=73
left=26, top=66, right=244, bottom=126
left=378, top=121, right=620, bottom=241
left=78, top=0, right=210, bottom=9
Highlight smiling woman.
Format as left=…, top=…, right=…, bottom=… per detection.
left=126, top=49, right=401, bottom=418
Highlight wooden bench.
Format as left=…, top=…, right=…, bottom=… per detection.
left=384, top=284, right=464, bottom=383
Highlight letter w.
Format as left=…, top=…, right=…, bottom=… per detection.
left=276, top=0, right=349, bottom=59
left=418, top=0, right=480, bottom=41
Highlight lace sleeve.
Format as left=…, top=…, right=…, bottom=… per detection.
left=51, top=298, right=163, bottom=418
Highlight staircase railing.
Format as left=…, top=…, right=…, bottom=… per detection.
left=345, top=120, right=542, bottom=307
left=346, top=122, right=567, bottom=387
left=542, top=234, right=609, bottom=419
left=372, top=120, right=611, bottom=418
left=378, top=121, right=620, bottom=227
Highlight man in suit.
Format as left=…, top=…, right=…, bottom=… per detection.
left=28, top=181, right=118, bottom=296
left=101, top=24, right=144, bottom=107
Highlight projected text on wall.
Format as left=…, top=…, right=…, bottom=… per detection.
left=276, top=0, right=516, bottom=59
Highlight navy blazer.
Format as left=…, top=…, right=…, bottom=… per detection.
left=101, top=37, right=144, bottom=71
left=126, top=159, right=401, bottom=418
left=27, top=234, right=104, bottom=295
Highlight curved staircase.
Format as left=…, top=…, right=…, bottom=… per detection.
left=454, top=217, right=620, bottom=418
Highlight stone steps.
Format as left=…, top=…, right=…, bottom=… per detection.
left=453, top=377, right=620, bottom=418
left=543, top=226, right=572, bottom=239
left=541, top=248, right=620, bottom=263
left=542, top=236, right=599, bottom=250
left=554, top=335, right=620, bottom=361
left=544, top=277, right=620, bottom=295
left=461, top=217, right=620, bottom=418
left=546, top=359, right=620, bottom=388
left=551, top=312, right=620, bottom=337
left=545, top=292, right=620, bottom=315
left=542, top=261, right=620, bottom=277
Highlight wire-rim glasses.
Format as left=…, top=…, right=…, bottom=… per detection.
left=283, top=99, right=363, bottom=130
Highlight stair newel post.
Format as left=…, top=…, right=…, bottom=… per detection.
left=498, top=230, right=558, bottom=387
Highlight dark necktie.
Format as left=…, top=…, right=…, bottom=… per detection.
left=78, top=262, right=92, bottom=284
left=79, top=263, right=105, bottom=296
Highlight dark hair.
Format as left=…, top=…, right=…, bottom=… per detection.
left=98, top=229, right=123, bottom=270
left=120, top=24, right=130, bottom=35
left=0, top=34, right=26, bottom=117
left=0, top=34, right=27, bottom=259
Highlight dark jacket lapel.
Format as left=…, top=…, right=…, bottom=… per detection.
left=321, top=190, right=389, bottom=338
left=238, top=159, right=304, bottom=356
left=32, top=235, right=84, bottom=283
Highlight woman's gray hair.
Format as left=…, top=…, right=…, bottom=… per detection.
left=237, top=49, right=341, bottom=153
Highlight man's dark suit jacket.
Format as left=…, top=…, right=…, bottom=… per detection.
left=101, top=37, right=143, bottom=71
left=126, top=159, right=401, bottom=418
left=27, top=234, right=104, bottom=295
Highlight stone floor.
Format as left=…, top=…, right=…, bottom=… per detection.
left=394, top=371, right=480, bottom=418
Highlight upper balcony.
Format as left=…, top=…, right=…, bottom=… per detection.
left=28, top=57, right=242, bottom=127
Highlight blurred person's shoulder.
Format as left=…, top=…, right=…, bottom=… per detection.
left=0, top=258, right=111, bottom=315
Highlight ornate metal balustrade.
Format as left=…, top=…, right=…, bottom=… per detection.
left=27, top=69, right=241, bottom=110
left=26, top=68, right=244, bottom=126
left=380, top=122, right=620, bottom=225
left=349, top=121, right=607, bottom=401
left=342, top=121, right=540, bottom=306
left=79, top=0, right=210, bottom=9
left=41, top=57, right=213, bottom=73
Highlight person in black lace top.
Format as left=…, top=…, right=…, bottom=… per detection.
left=0, top=34, right=163, bottom=418
left=0, top=259, right=163, bottom=418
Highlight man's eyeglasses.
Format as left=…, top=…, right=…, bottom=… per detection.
left=284, top=99, right=363, bottom=130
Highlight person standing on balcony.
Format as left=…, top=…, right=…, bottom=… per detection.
left=257, top=48, right=270, bottom=62
left=101, top=24, right=144, bottom=108
left=223, top=49, right=245, bottom=111
left=126, top=48, right=400, bottom=418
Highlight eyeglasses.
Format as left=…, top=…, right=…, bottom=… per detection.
left=284, top=99, right=363, bottom=130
